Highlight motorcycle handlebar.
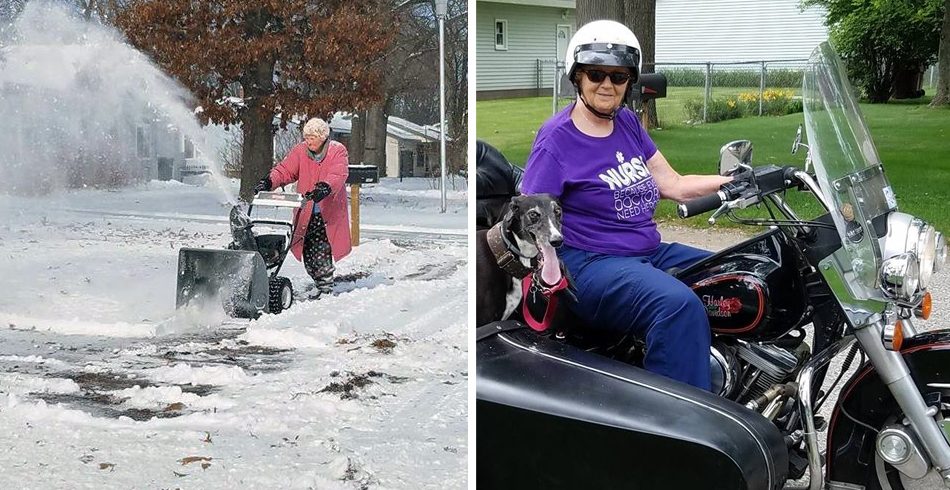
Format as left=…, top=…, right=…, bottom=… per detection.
left=677, top=191, right=726, bottom=219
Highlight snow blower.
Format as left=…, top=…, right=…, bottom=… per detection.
left=175, top=191, right=302, bottom=318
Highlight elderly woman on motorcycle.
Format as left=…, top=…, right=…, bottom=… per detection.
left=520, top=20, right=733, bottom=390
left=253, top=117, right=351, bottom=299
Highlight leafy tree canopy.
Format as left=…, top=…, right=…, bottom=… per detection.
left=804, top=0, right=944, bottom=102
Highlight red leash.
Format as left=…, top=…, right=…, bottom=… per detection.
left=521, top=273, right=569, bottom=332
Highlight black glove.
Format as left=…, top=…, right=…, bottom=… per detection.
left=254, top=176, right=272, bottom=194
left=303, top=182, right=332, bottom=203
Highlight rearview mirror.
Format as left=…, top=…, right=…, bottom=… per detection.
left=791, top=125, right=804, bottom=155
left=719, top=140, right=753, bottom=176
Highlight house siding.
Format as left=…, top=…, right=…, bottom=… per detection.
left=655, top=0, right=829, bottom=63
left=476, top=0, right=829, bottom=95
left=476, top=2, right=576, bottom=93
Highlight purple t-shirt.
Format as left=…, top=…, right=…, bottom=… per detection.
left=521, top=105, right=661, bottom=255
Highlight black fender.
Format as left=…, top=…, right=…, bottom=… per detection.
left=826, top=330, right=950, bottom=485
left=477, top=325, right=789, bottom=490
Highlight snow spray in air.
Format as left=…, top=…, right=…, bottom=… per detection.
left=0, top=2, right=236, bottom=204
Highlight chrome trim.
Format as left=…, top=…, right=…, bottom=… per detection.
left=880, top=253, right=920, bottom=302
left=882, top=213, right=937, bottom=290
left=877, top=425, right=931, bottom=478
left=900, top=311, right=920, bottom=338
left=792, top=170, right=831, bottom=211
left=719, top=140, right=753, bottom=176
left=827, top=481, right=866, bottom=490
left=818, top=250, right=887, bottom=328
left=935, top=231, right=947, bottom=273
left=882, top=212, right=916, bottom=260
left=496, top=333, right=777, bottom=489
left=927, top=383, right=950, bottom=390
left=797, top=335, right=858, bottom=490
left=883, top=323, right=900, bottom=351
left=855, top=322, right=950, bottom=476
left=710, top=345, right=736, bottom=398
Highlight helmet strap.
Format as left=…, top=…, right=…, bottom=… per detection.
left=577, top=92, right=621, bottom=121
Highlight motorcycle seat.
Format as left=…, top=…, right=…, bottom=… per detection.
left=476, top=140, right=524, bottom=230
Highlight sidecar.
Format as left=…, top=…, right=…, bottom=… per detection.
left=477, top=323, right=789, bottom=490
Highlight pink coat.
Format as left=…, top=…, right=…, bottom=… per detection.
left=269, top=141, right=352, bottom=262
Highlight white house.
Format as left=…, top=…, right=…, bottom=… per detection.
left=328, top=113, right=449, bottom=178
left=476, top=0, right=830, bottom=99
left=477, top=0, right=577, bottom=99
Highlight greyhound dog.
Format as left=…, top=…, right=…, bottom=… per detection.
left=476, top=194, right=566, bottom=328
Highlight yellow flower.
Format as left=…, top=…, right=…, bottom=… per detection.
left=727, top=100, right=737, bottom=108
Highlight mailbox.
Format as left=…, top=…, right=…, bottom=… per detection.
left=629, top=72, right=668, bottom=102
left=347, top=165, right=379, bottom=185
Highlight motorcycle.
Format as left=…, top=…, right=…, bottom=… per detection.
left=476, top=42, right=950, bottom=490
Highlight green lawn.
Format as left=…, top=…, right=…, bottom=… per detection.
left=476, top=94, right=950, bottom=232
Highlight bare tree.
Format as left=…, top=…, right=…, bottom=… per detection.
left=117, top=1, right=395, bottom=202
left=932, top=0, right=950, bottom=107
left=351, top=0, right=467, bottom=178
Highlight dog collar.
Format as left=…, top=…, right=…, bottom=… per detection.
left=486, top=221, right=534, bottom=279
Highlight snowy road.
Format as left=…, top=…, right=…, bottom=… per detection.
left=0, top=179, right=468, bottom=489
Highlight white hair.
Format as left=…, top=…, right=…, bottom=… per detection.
left=302, top=117, right=330, bottom=139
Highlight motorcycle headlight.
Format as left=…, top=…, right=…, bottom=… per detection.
left=880, top=253, right=920, bottom=302
left=916, top=224, right=936, bottom=289
left=935, top=231, right=947, bottom=273
left=882, top=214, right=937, bottom=291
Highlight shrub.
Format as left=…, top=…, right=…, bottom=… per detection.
left=735, top=89, right=800, bottom=116
left=685, top=90, right=802, bottom=124
left=684, top=97, right=743, bottom=123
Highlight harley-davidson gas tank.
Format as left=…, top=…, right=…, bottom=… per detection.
left=677, top=228, right=808, bottom=341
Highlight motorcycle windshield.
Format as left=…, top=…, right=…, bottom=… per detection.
left=803, top=42, right=897, bottom=293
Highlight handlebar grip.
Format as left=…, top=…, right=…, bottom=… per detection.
left=677, top=191, right=726, bottom=219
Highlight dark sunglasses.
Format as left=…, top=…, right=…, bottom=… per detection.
left=581, top=69, right=632, bottom=85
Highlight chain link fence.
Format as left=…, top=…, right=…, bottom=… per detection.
left=539, top=58, right=810, bottom=123
left=924, top=63, right=939, bottom=89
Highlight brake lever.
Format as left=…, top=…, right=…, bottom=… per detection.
left=707, top=190, right=761, bottom=225
left=708, top=202, right=731, bottom=225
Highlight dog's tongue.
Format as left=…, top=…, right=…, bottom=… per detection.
left=539, top=243, right=562, bottom=286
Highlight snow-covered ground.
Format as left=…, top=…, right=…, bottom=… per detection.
left=0, top=177, right=468, bottom=489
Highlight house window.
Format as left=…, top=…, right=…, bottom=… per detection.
left=494, top=20, right=508, bottom=51
left=136, top=126, right=150, bottom=158
left=183, top=137, right=196, bottom=159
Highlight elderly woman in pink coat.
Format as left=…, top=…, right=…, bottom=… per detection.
left=254, top=117, right=351, bottom=298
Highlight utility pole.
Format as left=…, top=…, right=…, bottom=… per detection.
left=436, top=0, right=447, bottom=212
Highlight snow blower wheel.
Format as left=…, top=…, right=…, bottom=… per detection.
left=269, top=276, right=294, bottom=314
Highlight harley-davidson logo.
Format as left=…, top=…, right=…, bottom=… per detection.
left=703, top=295, right=742, bottom=317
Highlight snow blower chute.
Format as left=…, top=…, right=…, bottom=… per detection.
left=176, top=191, right=303, bottom=318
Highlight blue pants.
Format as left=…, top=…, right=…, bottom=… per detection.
left=560, top=243, right=713, bottom=391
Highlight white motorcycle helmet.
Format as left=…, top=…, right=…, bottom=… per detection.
left=565, top=20, right=642, bottom=119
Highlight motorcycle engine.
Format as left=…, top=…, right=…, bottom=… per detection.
left=711, top=341, right=801, bottom=403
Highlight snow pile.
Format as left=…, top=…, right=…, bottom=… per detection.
left=0, top=178, right=467, bottom=489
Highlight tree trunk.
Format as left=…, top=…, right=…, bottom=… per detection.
left=931, top=0, right=950, bottom=107
left=576, top=0, right=622, bottom=26
left=362, top=103, right=389, bottom=176
left=238, top=57, right=276, bottom=203
left=625, top=0, right=658, bottom=128
left=350, top=110, right=365, bottom=165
